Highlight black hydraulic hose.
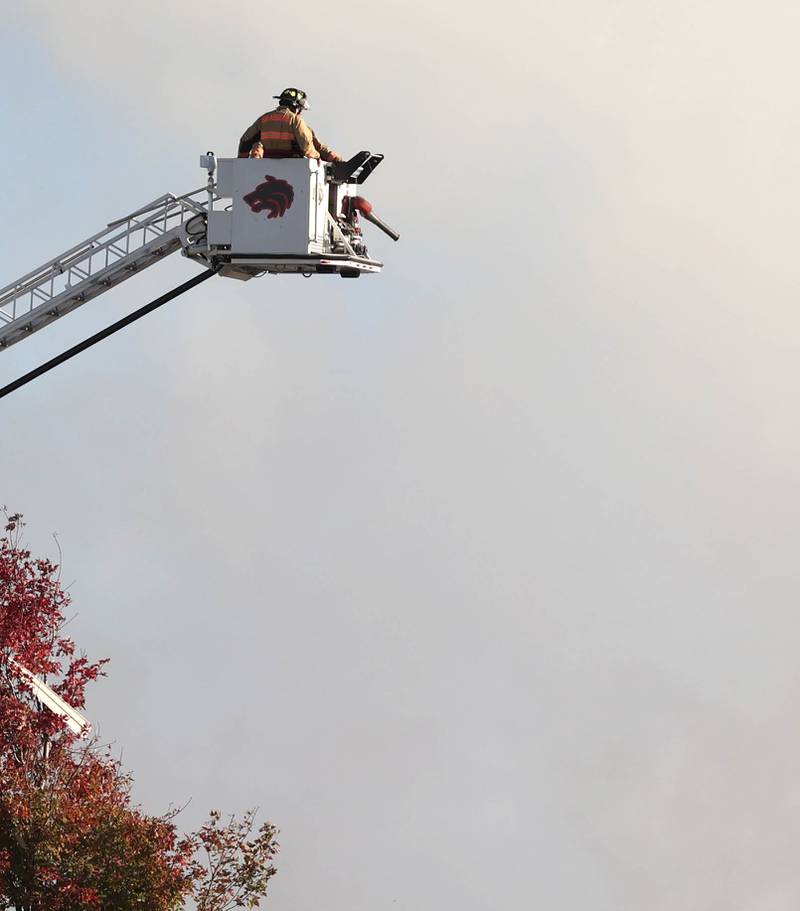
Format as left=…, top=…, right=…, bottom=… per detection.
left=0, top=268, right=217, bottom=401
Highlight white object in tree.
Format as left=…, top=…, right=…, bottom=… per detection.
left=11, top=660, right=91, bottom=736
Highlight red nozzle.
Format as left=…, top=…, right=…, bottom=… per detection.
left=343, top=195, right=399, bottom=242
left=350, top=196, right=374, bottom=216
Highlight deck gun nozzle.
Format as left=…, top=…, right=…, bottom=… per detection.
left=346, top=196, right=400, bottom=242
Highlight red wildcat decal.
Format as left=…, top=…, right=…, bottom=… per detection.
left=243, top=175, right=295, bottom=219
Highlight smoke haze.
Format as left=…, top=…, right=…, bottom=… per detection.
left=3, top=1, right=800, bottom=907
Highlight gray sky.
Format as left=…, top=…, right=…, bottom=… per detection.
left=4, top=1, right=800, bottom=907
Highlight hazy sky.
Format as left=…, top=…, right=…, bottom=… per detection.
left=4, top=1, right=800, bottom=908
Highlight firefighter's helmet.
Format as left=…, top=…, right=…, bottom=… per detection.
left=274, top=88, right=310, bottom=112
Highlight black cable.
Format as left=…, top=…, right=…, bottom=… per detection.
left=0, top=268, right=217, bottom=401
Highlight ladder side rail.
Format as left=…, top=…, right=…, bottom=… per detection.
left=0, top=192, right=209, bottom=332
left=0, top=190, right=208, bottom=302
left=0, top=227, right=189, bottom=349
left=0, top=206, right=167, bottom=300
left=105, top=188, right=208, bottom=228
left=0, top=241, right=98, bottom=301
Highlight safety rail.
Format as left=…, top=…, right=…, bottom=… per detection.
left=0, top=189, right=210, bottom=350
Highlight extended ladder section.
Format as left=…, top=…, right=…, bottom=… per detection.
left=0, top=189, right=209, bottom=350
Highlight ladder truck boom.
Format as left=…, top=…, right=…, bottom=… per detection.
left=0, top=189, right=209, bottom=350
left=0, top=152, right=397, bottom=359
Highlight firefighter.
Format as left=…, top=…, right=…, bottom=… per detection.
left=237, top=89, right=342, bottom=162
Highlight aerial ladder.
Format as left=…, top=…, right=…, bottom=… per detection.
left=0, top=152, right=397, bottom=389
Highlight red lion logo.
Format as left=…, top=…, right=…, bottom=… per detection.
left=243, top=175, right=295, bottom=219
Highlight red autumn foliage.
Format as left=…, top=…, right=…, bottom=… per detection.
left=193, top=810, right=278, bottom=911
left=0, top=513, right=107, bottom=759
left=0, top=742, right=196, bottom=911
left=0, top=513, right=278, bottom=911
